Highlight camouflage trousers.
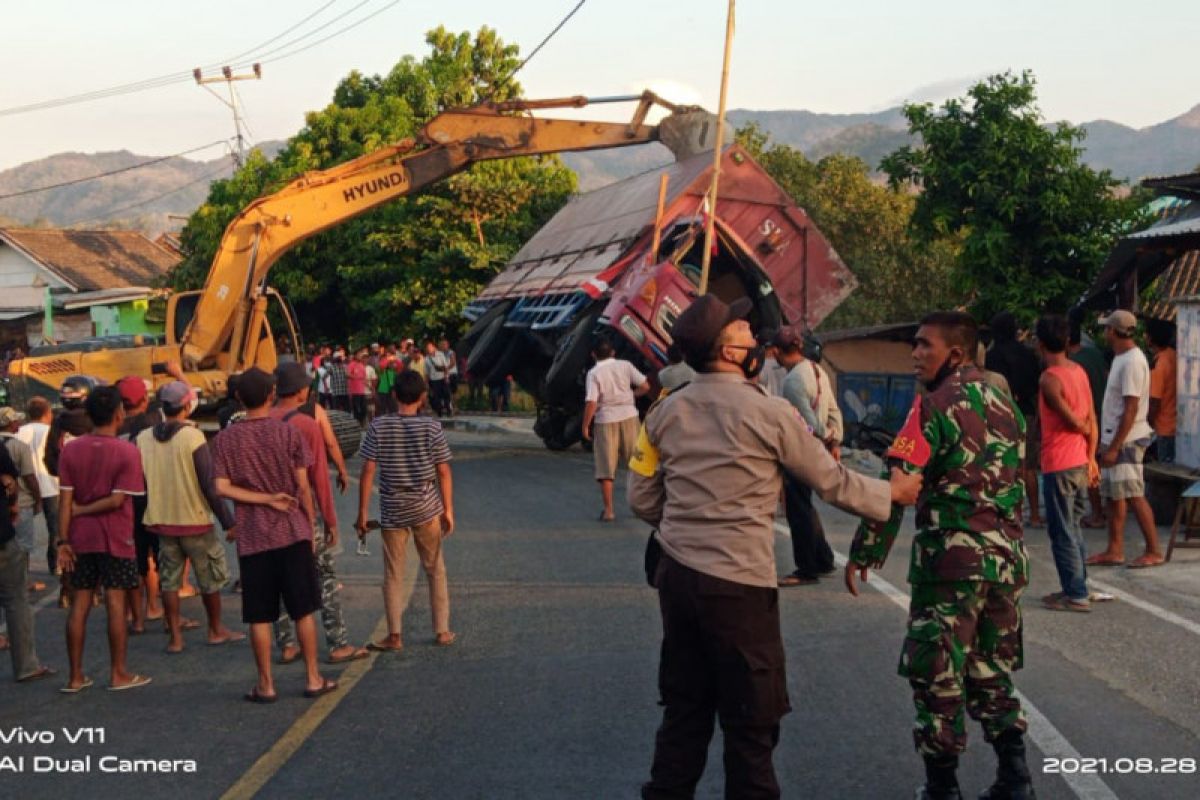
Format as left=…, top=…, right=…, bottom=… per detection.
left=274, top=523, right=349, bottom=651
left=899, top=580, right=1027, bottom=757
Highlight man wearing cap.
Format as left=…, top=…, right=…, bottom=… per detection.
left=137, top=381, right=244, bottom=653
left=772, top=327, right=838, bottom=586
left=629, top=295, right=921, bottom=799
left=211, top=367, right=335, bottom=701
left=117, top=376, right=164, bottom=632
left=271, top=362, right=368, bottom=665
left=1086, top=309, right=1163, bottom=568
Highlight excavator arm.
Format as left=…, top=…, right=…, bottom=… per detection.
left=181, top=90, right=705, bottom=369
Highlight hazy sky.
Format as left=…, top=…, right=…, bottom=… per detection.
left=1, top=0, right=1196, bottom=171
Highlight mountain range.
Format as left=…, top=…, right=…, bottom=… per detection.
left=2, top=103, right=1199, bottom=231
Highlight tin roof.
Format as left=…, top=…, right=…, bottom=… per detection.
left=1081, top=201, right=1200, bottom=319
left=0, top=228, right=178, bottom=292
left=1142, top=171, right=1200, bottom=201
left=482, top=150, right=714, bottom=298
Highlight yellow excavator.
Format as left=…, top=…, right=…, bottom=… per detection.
left=6, top=92, right=716, bottom=432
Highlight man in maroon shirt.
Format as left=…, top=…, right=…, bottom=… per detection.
left=270, top=362, right=368, bottom=665
left=213, top=368, right=337, bottom=702
left=56, top=386, right=151, bottom=692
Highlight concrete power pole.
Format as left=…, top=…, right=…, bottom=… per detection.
left=194, top=64, right=262, bottom=168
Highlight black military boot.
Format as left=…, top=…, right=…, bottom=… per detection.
left=978, top=729, right=1037, bottom=799
left=916, top=754, right=963, bottom=800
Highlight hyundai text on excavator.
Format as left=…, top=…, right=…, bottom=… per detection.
left=5, top=91, right=720, bottom=450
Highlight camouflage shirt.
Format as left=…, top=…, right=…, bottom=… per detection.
left=850, top=367, right=1029, bottom=585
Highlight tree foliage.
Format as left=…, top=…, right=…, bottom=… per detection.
left=881, top=71, right=1146, bottom=323
left=173, top=26, right=577, bottom=344
left=736, top=124, right=962, bottom=328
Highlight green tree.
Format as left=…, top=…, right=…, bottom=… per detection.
left=173, top=26, right=576, bottom=344
left=737, top=123, right=962, bottom=328
left=881, top=71, right=1146, bottom=323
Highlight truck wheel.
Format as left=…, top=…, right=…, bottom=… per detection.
left=326, top=409, right=362, bottom=459
left=536, top=407, right=582, bottom=451
left=457, top=300, right=513, bottom=356
left=543, top=305, right=603, bottom=404
left=466, top=314, right=512, bottom=377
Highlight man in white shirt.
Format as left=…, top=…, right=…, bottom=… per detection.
left=582, top=341, right=650, bottom=521
left=15, top=398, right=59, bottom=579
left=1086, top=310, right=1163, bottom=569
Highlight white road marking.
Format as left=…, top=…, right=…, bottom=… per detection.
left=774, top=522, right=1119, bottom=800
left=1085, top=576, right=1200, bottom=639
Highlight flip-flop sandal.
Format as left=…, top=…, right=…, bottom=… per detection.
left=164, top=646, right=185, bottom=656
left=1085, top=555, right=1125, bottom=567
left=434, top=632, right=457, bottom=647
left=1089, top=591, right=1116, bottom=603
left=59, top=677, right=94, bottom=694
left=1043, top=595, right=1091, bottom=612
left=18, top=666, right=57, bottom=683
left=207, top=632, right=247, bottom=646
left=1128, top=557, right=1165, bottom=569
left=244, top=688, right=278, bottom=704
left=108, top=674, right=152, bottom=692
left=597, top=512, right=615, bottom=522
left=366, top=640, right=403, bottom=653
left=303, top=678, right=338, bottom=698
left=327, top=648, right=370, bottom=663
left=779, top=574, right=819, bottom=587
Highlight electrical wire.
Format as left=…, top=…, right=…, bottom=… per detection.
left=239, top=0, right=401, bottom=67
left=67, top=161, right=234, bottom=226
left=488, top=0, right=588, bottom=99
left=0, top=141, right=227, bottom=201
left=0, top=0, right=364, bottom=118
left=226, top=0, right=376, bottom=68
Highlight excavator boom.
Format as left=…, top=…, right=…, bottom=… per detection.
left=182, top=91, right=711, bottom=369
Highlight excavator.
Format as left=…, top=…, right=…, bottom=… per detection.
left=5, top=91, right=718, bottom=445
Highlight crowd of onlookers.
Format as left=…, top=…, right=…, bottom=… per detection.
left=302, top=337, right=519, bottom=420
left=0, top=359, right=457, bottom=700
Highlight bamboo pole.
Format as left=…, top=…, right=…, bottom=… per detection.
left=698, top=0, right=735, bottom=296
left=649, top=174, right=670, bottom=263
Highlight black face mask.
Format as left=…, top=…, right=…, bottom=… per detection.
left=923, top=350, right=963, bottom=391
left=727, top=343, right=766, bottom=380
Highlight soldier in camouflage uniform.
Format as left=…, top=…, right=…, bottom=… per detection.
left=846, top=312, right=1035, bottom=800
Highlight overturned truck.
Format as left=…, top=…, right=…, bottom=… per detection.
left=459, top=145, right=858, bottom=450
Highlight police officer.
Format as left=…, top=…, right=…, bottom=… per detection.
left=630, top=295, right=922, bottom=799
left=847, top=311, right=1033, bottom=800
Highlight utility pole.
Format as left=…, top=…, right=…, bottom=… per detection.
left=194, top=64, right=262, bottom=168
left=698, top=0, right=735, bottom=296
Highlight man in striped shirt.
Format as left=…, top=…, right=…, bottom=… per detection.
left=356, top=371, right=456, bottom=650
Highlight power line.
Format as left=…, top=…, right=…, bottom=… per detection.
left=239, top=0, right=402, bottom=67
left=0, top=0, right=356, bottom=118
left=227, top=0, right=377, bottom=68
left=67, top=161, right=234, bottom=226
left=0, top=141, right=227, bottom=201
left=489, top=0, right=588, bottom=99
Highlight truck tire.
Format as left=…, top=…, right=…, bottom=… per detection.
left=537, top=408, right=583, bottom=451
left=457, top=300, right=513, bottom=357
left=543, top=305, right=603, bottom=404
left=326, top=409, right=362, bottom=459
left=466, top=314, right=512, bottom=377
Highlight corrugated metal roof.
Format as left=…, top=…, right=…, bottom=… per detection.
left=479, top=150, right=714, bottom=299
left=1127, top=202, right=1200, bottom=240
left=1142, top=170, right=1200, bottom=201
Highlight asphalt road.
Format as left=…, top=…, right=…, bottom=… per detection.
left=2, top=425, right=1199, bottom=799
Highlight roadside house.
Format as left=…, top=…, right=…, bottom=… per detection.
left=0, top=228, right=179, bottom=349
